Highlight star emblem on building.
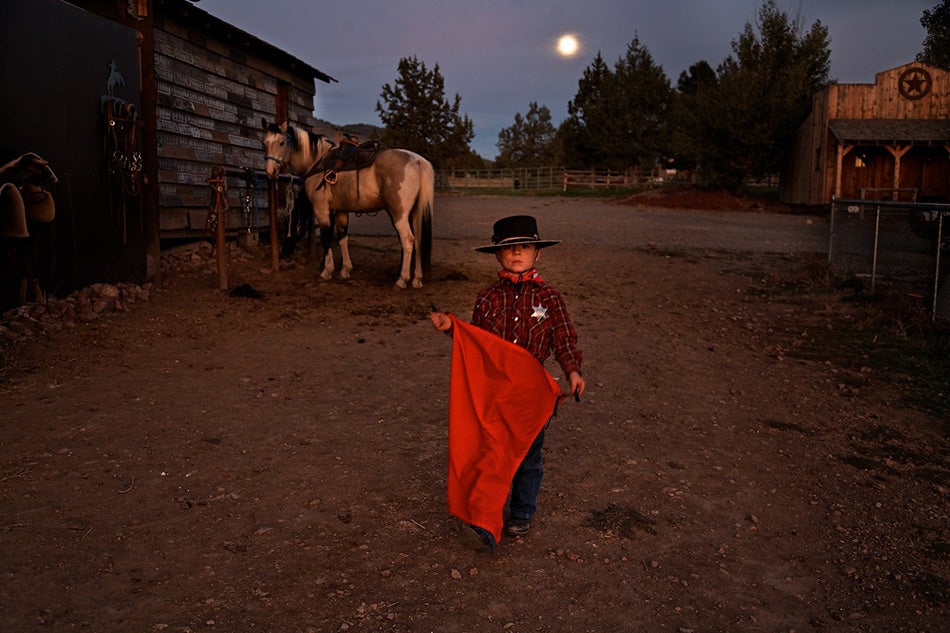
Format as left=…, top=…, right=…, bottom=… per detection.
left=898, top=67, right=932, bottom=101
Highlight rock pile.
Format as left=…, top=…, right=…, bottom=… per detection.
left=0, top=242, right=266, bottom=349
left=0, top=281, right=152, bottom=344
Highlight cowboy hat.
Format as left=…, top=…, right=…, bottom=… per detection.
left=475, top=215, right=561, bottom=253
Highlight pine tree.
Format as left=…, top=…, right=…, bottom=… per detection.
left=375, top=56, right=475, bottom=168
left=697, top=0, right=830, bottom=190
left=609, top=37, right=673, bottom=171
left=561, top=52, right=615, bottom=169
left=561, top=39, right=672, bottom=171
left=668, top=61, right=718, bottom=174
left=495, top=102, right=561, bottom=168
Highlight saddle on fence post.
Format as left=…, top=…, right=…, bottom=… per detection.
left=0, top=152, right=58, bottom=307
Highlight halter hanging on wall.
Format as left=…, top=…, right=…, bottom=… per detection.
left=240, top=168, right=262, bottom=234
left=102, top=97, right=143, bottom=244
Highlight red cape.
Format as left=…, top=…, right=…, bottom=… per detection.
left=446, top=314, right=564, bottom=542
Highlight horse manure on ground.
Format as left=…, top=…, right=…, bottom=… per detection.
left=587, top=503, right=658, bottom=538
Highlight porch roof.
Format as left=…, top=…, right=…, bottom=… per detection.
left=829, top=119, right=950, bottom=145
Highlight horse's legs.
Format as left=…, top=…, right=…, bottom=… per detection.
left=391, top=216, right=416, bottom=289
left=317, top=218, right=335, bottom=281
left=411, top=213, right=424, bottom=289
left=335, top=212, right=353, bottom=279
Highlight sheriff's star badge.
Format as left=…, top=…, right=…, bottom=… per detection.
left=531, top=304, right=548, bottom=321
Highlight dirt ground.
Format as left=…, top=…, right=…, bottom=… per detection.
left=0, top=194, right=947, bottom=632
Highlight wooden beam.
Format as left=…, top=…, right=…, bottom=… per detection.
left=886, top=144, right=911, bottom=200
left=835, top=144, right=853, bottom=199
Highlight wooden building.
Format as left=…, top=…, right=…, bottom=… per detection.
left=71, top=0, right=337, bottom=248
left=1, top=0, right=335, bottom=293
left=781, top=62, right=950, bottom=206
left=145, top=0, right=336, bottom=237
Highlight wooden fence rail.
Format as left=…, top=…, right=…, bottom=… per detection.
left=562, top=169, right=631, bottom=191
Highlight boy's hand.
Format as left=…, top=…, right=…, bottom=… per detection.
left=568, top=371, right=586, bottom=399
left=430, top=311, right=452, bottom=332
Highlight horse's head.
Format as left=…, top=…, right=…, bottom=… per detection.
left=261, top=119, right=334, bottom=177
left=261, top=118, right=290, bottom=180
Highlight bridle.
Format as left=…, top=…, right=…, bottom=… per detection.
left=263, top=126, right=336, bottom=191
left=264, top=130, right=290, bottom=169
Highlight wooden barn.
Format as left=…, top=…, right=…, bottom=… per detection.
left=781, top=62, right=950, bottom=206
left=1, top=0, right=335, bottom=297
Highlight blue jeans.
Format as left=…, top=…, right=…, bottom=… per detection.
left=509, top=423, right=548, bottom=521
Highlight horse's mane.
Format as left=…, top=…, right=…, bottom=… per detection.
left=284, top=125, right=332, bottom=157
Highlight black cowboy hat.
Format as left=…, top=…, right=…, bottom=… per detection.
left=475, top=215, right=561, bottom=253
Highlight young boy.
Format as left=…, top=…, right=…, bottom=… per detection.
left=430, top=214, right=585, bottom=552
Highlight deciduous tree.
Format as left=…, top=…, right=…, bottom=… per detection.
left=918, top=0, right=950, bottom=69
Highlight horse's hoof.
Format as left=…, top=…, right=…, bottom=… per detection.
left=412, top=279, right=423, bottom=289
left=339, top=269, right=352, bottom=280
left=394, top=279, right=408, bottom=290
left=319, top=272, right=333, bottom=282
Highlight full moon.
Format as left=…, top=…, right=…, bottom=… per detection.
left=557, top=34, right=579, bottom=57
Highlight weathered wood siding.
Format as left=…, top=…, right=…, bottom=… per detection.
left=152, top=18, right=319, bottom=236
left=827, top=64, right=950, bottom=119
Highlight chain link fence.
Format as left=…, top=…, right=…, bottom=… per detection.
left=828, top=198, right=950, bottom=320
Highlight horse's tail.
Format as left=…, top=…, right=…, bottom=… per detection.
left=415, top=159, right=434, bottom=275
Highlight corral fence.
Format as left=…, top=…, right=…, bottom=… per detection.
left=436, top=167, right=563, bottom=192
left=562, top=169, right=634, bottom=191
left=828, top=196, right=950, bottom=320
left=435, top=167, right=680, bottom=192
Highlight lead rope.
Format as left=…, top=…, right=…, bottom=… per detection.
left=284, top=179, right=298, bottom=238
left=203, top=171, right=228, bottom=252
left=240, top=168, right=259, bottom=234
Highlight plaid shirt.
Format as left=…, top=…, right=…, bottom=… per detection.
left=471, top=276, right=582, bottom=378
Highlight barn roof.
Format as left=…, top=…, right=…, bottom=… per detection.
left=828, top=119, right=950, bottom=146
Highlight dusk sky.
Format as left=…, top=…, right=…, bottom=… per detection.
left=196, top=0, right=936, bottom=159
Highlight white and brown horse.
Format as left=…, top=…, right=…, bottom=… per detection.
left=262, top=120, right=433, bottom=288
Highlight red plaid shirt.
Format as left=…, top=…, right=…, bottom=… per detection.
left=471, top=273, right=582, bottom=378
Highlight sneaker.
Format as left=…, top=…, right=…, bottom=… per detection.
left=459, top=524, right=495, bottom=553
left=505, top=518, right=531, bottom=536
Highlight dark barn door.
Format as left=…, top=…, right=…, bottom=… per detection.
left=0, top=0, right=144, bottom=302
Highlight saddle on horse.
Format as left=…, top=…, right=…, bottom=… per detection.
left=306, top=138, right=383, bottom=187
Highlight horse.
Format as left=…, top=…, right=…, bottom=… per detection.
left=261, top=120, right=434, bottom=288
